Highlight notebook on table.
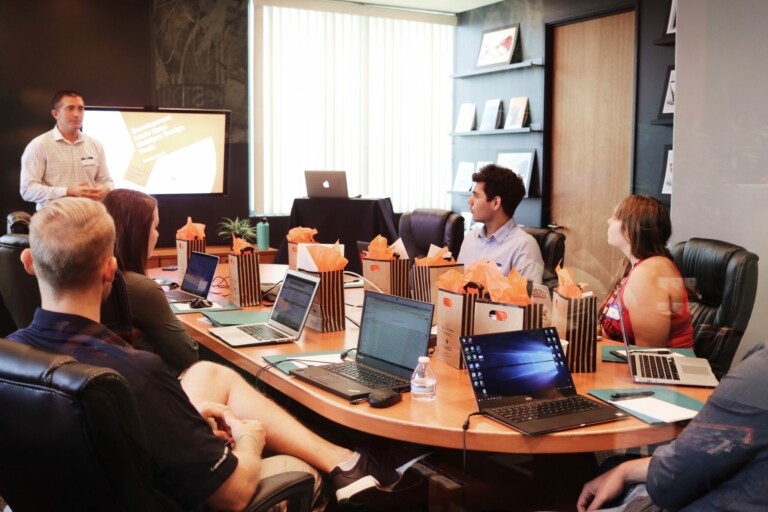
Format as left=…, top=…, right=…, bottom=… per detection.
left=617, top=302, right=718, bottom=387
left=459, top=328, right=626, bottom=435
left=209, top=270, right=320, bottom=347
left=305, top=170, right=349, bottom=198
left=164, top=251, right=219, bottom=303
left=291, top=291, right=435, bottom=401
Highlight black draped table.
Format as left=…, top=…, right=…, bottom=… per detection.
left=275, top=197, right=399, bottom=274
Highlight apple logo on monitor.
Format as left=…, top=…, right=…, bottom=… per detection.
left=322, top=180, right=330, bottom=189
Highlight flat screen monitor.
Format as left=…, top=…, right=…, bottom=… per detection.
left=82, top=107, right=230, bottom=195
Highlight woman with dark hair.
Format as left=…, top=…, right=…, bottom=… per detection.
left=599, top=195, right=693, bottom=348
left=103, top=189, right=198, bottom=375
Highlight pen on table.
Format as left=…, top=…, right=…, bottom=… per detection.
left=349, top=398, right=367, bottom=405
left=610, top=391, right=655, bottom=399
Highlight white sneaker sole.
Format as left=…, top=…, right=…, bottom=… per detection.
left=335, top=474, right=380, bottom=502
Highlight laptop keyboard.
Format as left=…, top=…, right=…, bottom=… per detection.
left=493, top=396, right=600, bottom=423
left=237, top=324, right=290, bottom=341
left=165, top=289, right=200, bottom=302
left=637, top=354, right=680, bottom=381
left=326, top=362, right=409, bottom=390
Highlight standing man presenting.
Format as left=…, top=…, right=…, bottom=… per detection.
left=20, top=90, right=113, bottom=210
left=458, top=164, right=545, bottom=284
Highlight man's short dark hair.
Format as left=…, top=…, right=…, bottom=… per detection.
left=51, top=90, right=83, bottom=111
left=472, top=164, right=526, bottom=217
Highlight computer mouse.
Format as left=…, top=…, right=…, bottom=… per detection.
left=190, top=298, right=213, bottom=309
left=367, top=389, right=402, bottom=408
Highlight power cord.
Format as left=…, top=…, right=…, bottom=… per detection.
left=343, top=270, right=383, bottom=293
left=462, top=412, right=486, bottom=472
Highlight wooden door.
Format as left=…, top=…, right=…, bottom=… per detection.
left=550, top=11, right=635, bottom=298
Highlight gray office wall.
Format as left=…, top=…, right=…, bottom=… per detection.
left=672, top=0, right=768, bottom=365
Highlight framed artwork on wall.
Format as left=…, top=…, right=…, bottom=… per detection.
left=475, top=24, right=520, bottom=68
left=657, top=66, right=676, bottom=120
left=497, top=149, right=536, bottom=197
left=661, top=145, right=674, bottom=195
left=666, top=0, right=677, bottom=35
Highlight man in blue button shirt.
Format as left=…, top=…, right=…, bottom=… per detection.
left=457, top=164, right=544, bottom=283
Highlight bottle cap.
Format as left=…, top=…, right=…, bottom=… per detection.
left=418, top=356, right=430, bottom=363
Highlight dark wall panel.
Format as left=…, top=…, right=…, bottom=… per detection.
left=0, top=0, right=249, bottom=247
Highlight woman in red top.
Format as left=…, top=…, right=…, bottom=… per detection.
left=599, top=195, right=694, bottom=348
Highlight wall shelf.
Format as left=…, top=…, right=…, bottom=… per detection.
left=451, top=58, right=544, bottom=79
left=452, top=123, right=543, bottom=136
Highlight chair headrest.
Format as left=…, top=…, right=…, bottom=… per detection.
left=0, top=233, right=30, bottom=250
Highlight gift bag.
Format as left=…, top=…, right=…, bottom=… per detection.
left=435, top=289, right=477, bottom=369
left=472, top=300, right=544, bottom=334
left=288, top=242, right=299, bottom=270
left=412, top=263, right=464, bottom=306
left=176, top=238, right=206, bottom=283
left=228, top=251, right=261, bottom=307
left=552, top=291, right=597, bottom=373
left=305, top=269, right=346, bottom=332
left=362, top=257, right=411, bottom=298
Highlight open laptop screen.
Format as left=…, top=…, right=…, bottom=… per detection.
left=270, top=271, right=318, bottom=331
left=181, top=252, right=219, bottom=297
left=461, top=328, right=575, bottom=404
left=355, top=291, right=434, bottom=378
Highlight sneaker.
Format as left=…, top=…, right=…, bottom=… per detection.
left=329, top=448, right=430, bottom=503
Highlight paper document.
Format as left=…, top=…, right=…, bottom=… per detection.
left=610, top=397, right=698, bottom=423
left=288, top=354, right=345, bottom=368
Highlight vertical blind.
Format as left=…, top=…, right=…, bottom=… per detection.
left=257, top=5, right=454, bottom=214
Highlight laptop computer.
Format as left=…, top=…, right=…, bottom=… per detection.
left=209, top=270, right=320, bottom=347
left=305, top=170, right=349, bottom=198
left=617, top=302, right=718, bottom=387
left=459, top=328, right=626, bottom=435
left=165, top=251, right=219, bottom=303
left=291, top=291, right=435, bottom=401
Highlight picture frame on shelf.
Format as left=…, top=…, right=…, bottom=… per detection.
left=475, top=24, right=520, bottom=68
left=666, top=0, right=677, bottom=35
left=657, top=66, right=676, bottom=120
left=661, top=145, right=674, bottom=195
left=497, top=149, right=536, bottom=197
left=452, top=161, right=476, bottom=192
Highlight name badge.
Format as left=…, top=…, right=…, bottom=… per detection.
left=81, top=156, right=95, bottom=166
left=606, top=303, right=621, bottom=321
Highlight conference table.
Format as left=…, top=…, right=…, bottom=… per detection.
left=151, top=265, right=714, bottom=455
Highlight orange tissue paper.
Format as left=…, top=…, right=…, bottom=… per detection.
left=366, top=235, right=397, bottom=260
left=555, top=263, right=582, bottom=299
left=306, top=242, right=348, bottom=271
left=286, top=227, right=318, bottom=243
left=176, top=217, right=205, bottom=240
left=415, top=247, right=456, bottom=267
left=231, top=235, right=255, bottom=254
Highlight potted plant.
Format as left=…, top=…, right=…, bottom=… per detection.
left=217, top=217, right=257, bottom=245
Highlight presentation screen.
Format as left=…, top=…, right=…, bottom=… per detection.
left=83, top=107, right=230, bottom=195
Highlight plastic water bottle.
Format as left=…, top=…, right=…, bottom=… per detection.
left=256, top=217, right=269, bottom=250
left=410, top=356, right=437, bottom=402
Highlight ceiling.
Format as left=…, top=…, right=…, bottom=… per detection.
left=345, top=0, right=502, bottom=14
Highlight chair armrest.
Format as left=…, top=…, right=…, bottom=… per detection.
left=243, top=471, right=315, bottom=512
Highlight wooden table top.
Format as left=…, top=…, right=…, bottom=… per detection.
left=151, top=265, right=713, bottom=454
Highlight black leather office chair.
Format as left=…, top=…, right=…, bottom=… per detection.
left=0, top=233, right=39, bottom=332
left=0, top=338, right=316, bottom=512
left=0, top=232, right=133, bottom=343
left=6, top=210, right=31, bottom=235
left=670, top=238, right=759, bottom=379
left=521, top=226, right=566, bottom=291
left=398, top=208, right=464, bottom=260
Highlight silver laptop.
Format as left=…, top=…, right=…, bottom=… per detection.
left=209, top=270, right=320, bottom=347
left=165, top=251, right=219, bottom=303
left=460, top=328, right=625, bottom=435
left=290, top=291, right=434, bottom=401
left=305, top=170, right=349, bottom=198
left=618, top=302, right=718, bottom=387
